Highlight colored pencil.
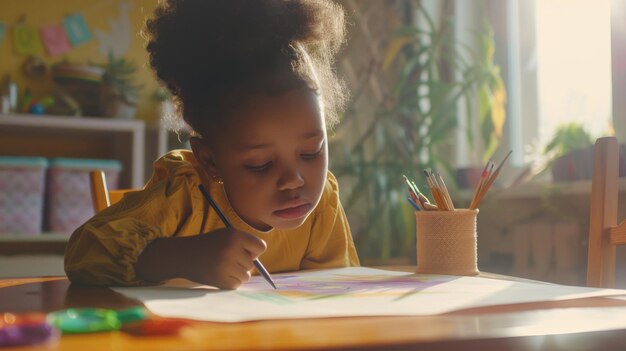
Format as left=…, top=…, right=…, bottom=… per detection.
left=470, top=150, right=512, bottom=210
left=410, top=179, right=432, bottom=208
left=469, top=160, right=492, bottom=210
left=403, top=175, right=428, bottom=210
left=407, top=196, right=422, bottom=211
left=424, top=169, right=447, bottom=210
left=436, top=172, right=455, bottom=210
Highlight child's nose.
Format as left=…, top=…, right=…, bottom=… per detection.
left=277, top=166, right=305, bottom=190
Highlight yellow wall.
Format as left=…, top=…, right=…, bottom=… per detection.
left=0, top=0, right=161, bottom=122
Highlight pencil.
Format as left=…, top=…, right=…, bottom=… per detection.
left=408, top=176, right=432, bottom=208
left=468, top=160, right=492, bottom=210
left=436, top=172, right=455, bottom=210
left=407, top=196, right=422, bottom=211
left=198, top=184, right=277, bottom=289
left=408, top=191, right=424, bottom=210
left=470, top=150, right=512, bottom=210
left=402, top=175, right=425, bottom=210
left=424, top=170, right=447, bottom=210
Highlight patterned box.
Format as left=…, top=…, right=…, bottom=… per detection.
left=0, top=157, right=48, bottom=235
left=47, top=158, right=122, bottom=234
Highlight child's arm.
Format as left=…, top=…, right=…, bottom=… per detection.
left=135, top=227, right=266, bottom=289
left=64, top=164, right=266, bottom=287
left=65, top=182, right=266, bottom=288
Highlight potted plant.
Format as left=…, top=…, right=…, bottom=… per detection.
left=99, top=52, right=143, bottom=119
left=544, top=122, right=594, bottom=182
left=330, top=1, right=505, bottom=263
left=51, top=62, right=105, bottom=116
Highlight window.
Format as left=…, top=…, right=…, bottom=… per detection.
left=494, top=0, right=613, bottom=167
left=535, top=0, right=612, bottom=150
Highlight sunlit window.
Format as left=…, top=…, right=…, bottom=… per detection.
left=535, top=0, right=612, bottom=147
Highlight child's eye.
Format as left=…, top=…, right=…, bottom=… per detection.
left=301, top=147, right=323, bottom=160
left=246, top=162, right=272, bottom=172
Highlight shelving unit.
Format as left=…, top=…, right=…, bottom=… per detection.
left=0, top=234, right=68, bottom=255
left=0, top=113, right=145, bottom=188
left=490, top=178, right=626, bottom=200
left=0, top=113, right=149, bottom=277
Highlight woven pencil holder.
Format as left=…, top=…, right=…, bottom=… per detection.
left=415, top=209, right=479, bottom=276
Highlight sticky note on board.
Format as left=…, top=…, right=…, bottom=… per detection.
left=0, top=23, right=6, bottom=46
left=63, top=13, right=92, bottom=46
left=13, top=25, right=43, bottom=55
left=40, top=24, right=71, bottom=56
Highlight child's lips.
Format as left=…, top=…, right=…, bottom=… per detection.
left=273, top=203, right=312, bottom=219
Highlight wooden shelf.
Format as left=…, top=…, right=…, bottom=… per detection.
left=0, top=113, right=145, bottom=188
left=490, top=178, right=626, bottom=200
left=0, top=234, right=69, bottom=255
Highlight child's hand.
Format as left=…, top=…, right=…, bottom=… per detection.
left=135, top=229, right=266, bottom=289
left=185, top=228, right=267, bottom=289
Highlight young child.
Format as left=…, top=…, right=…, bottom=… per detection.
left=64, top=0, right=359, bottom=289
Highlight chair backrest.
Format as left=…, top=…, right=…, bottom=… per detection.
left=89, top=170, right=133, bottom=213
left=587, top=136, right=626, bottom=288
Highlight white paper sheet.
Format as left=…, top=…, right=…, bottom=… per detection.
left=113, top=267, right=626, bottom=322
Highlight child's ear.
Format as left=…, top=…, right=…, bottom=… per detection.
left=189, top=136, right=219, bottom=178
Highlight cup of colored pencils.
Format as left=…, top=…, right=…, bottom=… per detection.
left=403, top=151, right=511, bottom=276
left=414, top=208, right=479, bottom=275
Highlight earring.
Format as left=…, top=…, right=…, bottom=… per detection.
left=212, top=175, right=223, bottom=185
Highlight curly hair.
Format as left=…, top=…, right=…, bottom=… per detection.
left=144, top=0, right=348, bottom=134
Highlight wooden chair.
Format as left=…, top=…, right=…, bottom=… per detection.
left=89, top=170, right=132, bottom=212
left=587, top=136, right=626, bottom=288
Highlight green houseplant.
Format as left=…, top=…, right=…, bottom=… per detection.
left=544, top=122, right=594, bottom=160
left=544, top=122, right=594, bottom=182
left=331, top=1, right=505, bottom=262
left=99, top=52, right=143, bottom=118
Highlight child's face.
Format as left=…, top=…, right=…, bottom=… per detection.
left=195, top=88, right=328, bottom=231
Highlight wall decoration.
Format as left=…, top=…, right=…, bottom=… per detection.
left=95, top=2, right=132, bottom=58
left=40, top=24, right=71, bottom=57
left=0, top=0, right=158, bottom=121
left=13, top=24, right=43, bottom=56
left=1, top=1, right=133, bottom=58
left=63, top=13, right=92, bottom=46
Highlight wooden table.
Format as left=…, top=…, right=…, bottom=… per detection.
left=3, top=270, right=626, bottom=350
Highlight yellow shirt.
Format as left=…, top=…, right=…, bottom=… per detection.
left=64, top=150, right=359, bottom=285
